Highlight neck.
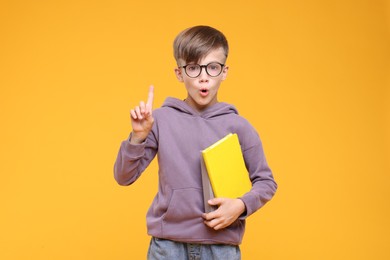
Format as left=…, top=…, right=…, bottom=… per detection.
left=184, top=97, right=218, bottom=113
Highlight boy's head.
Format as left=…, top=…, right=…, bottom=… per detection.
left=173, top=25, right=229, bottom=65
left=173, top=26, right=230, bottom=112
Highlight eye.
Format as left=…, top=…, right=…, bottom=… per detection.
left=208, top=63, right=221, bottom=71
left=187, top=65, right=199, bottom=71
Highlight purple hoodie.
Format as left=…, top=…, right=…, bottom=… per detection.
left=114, top=97, right=277, bottom=245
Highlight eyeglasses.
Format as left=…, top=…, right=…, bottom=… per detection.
left=179, top=62, right=225, bottom=78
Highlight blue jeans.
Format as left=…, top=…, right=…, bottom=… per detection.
left=147, top=237, right=241, bottom=260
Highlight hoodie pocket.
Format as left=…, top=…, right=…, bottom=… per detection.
left=161, top=188, right=204, bottom=237
left=163, top=188, right=203, bottom=221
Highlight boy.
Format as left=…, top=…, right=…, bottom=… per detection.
left=114, top=25, right=277, bottom=259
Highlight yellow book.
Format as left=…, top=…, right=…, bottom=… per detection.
left=201, top=133, right=252, bottom=207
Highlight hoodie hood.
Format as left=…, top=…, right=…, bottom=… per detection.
left=162, top=97, right=238, bottom=119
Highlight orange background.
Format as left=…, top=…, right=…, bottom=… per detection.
left=1, top=0, right=389, bottom=259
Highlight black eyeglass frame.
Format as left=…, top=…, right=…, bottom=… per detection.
left=179, top=62, right=225, bottom=78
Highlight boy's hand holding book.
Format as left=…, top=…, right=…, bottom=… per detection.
left=202, top=198, right=246, bottom=230
left=129, top=85, right=154, bottom=144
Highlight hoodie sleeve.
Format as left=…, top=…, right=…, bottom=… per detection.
left=113, top=129, right=158, bottom=186
left=238, top=127, right=277, bottom=218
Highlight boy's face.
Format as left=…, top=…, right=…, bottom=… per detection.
left=175, top=47, right=228, bottom=112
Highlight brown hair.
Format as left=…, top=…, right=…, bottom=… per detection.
left=173, top=25, right=229, bottom=64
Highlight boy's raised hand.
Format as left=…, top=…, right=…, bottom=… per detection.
left=129, top=85, right=154, bottom=144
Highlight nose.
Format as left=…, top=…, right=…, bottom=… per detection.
left=198, top=67, right=209, bottom=82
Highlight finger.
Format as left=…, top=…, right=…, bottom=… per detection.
left=208, top=198, right=223, bottom=206
left=139, top=101, right=146, bottom=114
left=202, top=213, right=212, bottom=221
left=146, top=85, right=154, bottom=111
left=213, top=222, right=226, bottom=230
left=204, top=218, right=222, bottom=230
left=130, top=109, right=137, bottom=120
left=135, top=106, right=143, bottom=119
left=202, top=210, right=220, bottom=221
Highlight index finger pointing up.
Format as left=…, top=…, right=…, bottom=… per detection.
left=146, top=85, right=154, bottom=110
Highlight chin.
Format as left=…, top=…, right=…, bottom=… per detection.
left=201, top=101, right=215, bottom=109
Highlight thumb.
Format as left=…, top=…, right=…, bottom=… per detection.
left=208, top=198, right=224, bottom=206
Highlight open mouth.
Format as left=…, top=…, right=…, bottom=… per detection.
left=200, top=88, right=209, bottom=95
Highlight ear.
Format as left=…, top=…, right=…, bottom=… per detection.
left=221, top=65, right=229, bottom=81
left=174, top=67, right=184, bottom=82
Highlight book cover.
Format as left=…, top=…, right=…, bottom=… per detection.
left=201, top=133, right=252, bottom=212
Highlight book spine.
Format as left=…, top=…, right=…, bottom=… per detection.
left=200, top=157, right=216, bottom=213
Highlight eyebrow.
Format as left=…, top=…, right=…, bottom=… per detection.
left=186, top=61, right=224, bottom=65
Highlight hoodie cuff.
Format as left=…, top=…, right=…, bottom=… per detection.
left=238, top=193, right=260, bottom=220
left=122, top=133, right=147, bottom=159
